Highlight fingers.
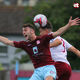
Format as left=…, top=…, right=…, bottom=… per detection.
left=69, top=16, right=80, bottom=21
left=69, top=16, right=72, bottom=20
left=76, top=21, right=80, bottom=25
left=73, top=17, right=80, bottom=21
left=73, top=21, right=80, bottom=26
left=73, top=17, right=80, bottom=25
left=74, top=19, right=80, bottom=23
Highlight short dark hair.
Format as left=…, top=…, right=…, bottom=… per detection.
left=40, top=21, right=53, bottom=30
left=23, top=23, right=35, bottom=30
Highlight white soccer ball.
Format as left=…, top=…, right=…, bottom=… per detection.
left=33, top=14, right=47, bottom=28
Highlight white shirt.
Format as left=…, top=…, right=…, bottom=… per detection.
left=50, top=36, right=72, bottom=65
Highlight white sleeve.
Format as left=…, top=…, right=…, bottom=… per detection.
left=63, top=39, right=72, bottom=50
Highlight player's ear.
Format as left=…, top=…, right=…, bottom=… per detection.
left=31, top=29, right=35, bottom=34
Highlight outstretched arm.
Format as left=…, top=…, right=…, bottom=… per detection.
left=0, top=36, right=14, bottom=46
left=68, top=46, right=80, bottom=57
left=52, top=17, right=80, bottom=37
left=64, top=39, right=80, bottom=57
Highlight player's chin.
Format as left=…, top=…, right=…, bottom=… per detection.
left=24, top=35, right=28, bottom=40
left=25, top=36, right=29, bottom=41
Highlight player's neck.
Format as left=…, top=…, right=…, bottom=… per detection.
left=30, top=34, right=37, bottom=41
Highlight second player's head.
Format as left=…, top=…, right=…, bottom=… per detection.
left=39, top=21, right=53, bottom=35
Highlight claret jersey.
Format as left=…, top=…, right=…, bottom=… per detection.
left=14, top=34, right=55, bottom=68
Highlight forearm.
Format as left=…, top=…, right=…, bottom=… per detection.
left=72, top=50, right=80, bottom=57
left=52, top=23, right=71, bottom=37
left=0, top=36, right=14, bottom=46
left=68, top=46, right=80, bottom=57
left=75, top=50, right=80, bottom=57
left=57, top=23, right=71, bottom=35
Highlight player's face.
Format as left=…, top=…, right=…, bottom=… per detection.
left=39, top=28, right=48, bottom=36
left=22, top=27, right=32, bottom=40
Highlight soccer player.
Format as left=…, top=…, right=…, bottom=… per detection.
left=0, top=17, right=80, bottom=80
left=39, top=21, right=80, bottom=80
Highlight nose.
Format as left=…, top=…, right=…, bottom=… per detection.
left=22, top=31, right=25, bottom=35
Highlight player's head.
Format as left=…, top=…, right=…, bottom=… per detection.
left=22, top=23, right=35, bottom=40
left=39, top=21, right=53, bottom=35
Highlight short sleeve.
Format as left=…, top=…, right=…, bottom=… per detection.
left=63, top=39, right=72, bottom=50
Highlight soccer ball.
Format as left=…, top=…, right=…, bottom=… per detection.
left=33, top=14, right=47, bottom=28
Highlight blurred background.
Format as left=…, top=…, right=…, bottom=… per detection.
left=0, top=0, right=80, bottom=80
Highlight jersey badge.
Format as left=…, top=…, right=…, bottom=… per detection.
left=36, top=40, right=40, bottom=45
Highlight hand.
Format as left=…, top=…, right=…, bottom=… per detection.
left=68, top=16, right=80, bottom=26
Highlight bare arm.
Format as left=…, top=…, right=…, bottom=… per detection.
left=68, top=46, right=80, bottom=57
left=52, top=17, right=80, bottom=37
left=0, top=36, right=14, bottom=46
left=50, top=39, right=62, bottom=48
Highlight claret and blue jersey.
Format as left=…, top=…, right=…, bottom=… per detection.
left=14, top=34, right=55, bottom=68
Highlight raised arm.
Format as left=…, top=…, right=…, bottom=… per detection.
left=0, top=36, right=14, bottom=46
left=52, top=17, right=80, bottom=37
left=68, top=46, right=80, bottom=57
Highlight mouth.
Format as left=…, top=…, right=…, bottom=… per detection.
left=24, top=35, right=27, bottom=37
left=24, top=35, right=29, bottom=41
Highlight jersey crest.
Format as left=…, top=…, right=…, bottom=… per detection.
left=33, top=46, right=38, bottom=54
